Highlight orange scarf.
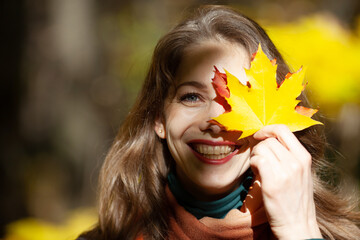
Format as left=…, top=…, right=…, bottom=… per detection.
left=135, top=178, right=274, bottom=240
left=166, top=177, right=275, bottom=240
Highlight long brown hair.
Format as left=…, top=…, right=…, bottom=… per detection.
left=81, top=5, right=360, bottom=239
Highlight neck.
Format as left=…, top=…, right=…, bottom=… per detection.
left=167, top=169, right=253, bottom=219
left=176, top=169, right=244, bottom=201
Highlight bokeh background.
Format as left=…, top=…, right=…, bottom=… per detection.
left=1, top=0, right=360, bottom=239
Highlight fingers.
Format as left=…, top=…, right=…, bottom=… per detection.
left=249, top=125, right=320, bottom=238
left=250, top=137, right=286, bottom=174
left=250, top=136, right=299, bottom=191
left=254, top=124, right=300, bottom=150
left=250, top=125, right=312, bottom=185
left=251, top=137, right=293, bottom=163
left=253, top=124, right=312, bottom=166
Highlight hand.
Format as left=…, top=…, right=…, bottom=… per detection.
left=250, top=124, right=322, bottom=239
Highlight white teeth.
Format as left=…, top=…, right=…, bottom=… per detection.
left=203, top=153, right=228, bottom=159
left=193, top=144, right=235, bottom=159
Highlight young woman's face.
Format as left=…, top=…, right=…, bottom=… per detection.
left=155, top=40, right=254, bottom=200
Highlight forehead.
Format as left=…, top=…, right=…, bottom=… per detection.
left=175, top=40, right=251, bottom=86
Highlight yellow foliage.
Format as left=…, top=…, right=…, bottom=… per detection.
left=213, top=44, right=321, bottom=139
left=265, top=14, right=360, bottom=115
left=4, top=208, right=97, bottom=240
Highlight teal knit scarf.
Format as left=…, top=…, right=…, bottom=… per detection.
left=167, top=169, right=253, bottom=219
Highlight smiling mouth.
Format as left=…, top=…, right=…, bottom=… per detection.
left=187, top=140, right=241, bottom=164
left=192, top=144, right=236, bottom=159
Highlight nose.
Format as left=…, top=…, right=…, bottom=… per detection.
left=200, top=122, right=223, bottom=134
left=199, top=100, right=225, bottom=134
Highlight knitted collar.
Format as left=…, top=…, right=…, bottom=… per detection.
left=167, top=169, right=253, bottom=219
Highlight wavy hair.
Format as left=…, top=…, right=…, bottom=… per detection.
left=81, top=5, right=360, bottom=239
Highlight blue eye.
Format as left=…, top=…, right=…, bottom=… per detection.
left=179, top=93, right=201, bottom=103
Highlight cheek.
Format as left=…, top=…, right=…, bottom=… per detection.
left=165, top=105, right=206, bottom=137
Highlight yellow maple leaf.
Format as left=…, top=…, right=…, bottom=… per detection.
left=212, top=44, right=322, bottom=139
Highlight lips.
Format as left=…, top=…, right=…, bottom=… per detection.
left=188, top=139, right=240, bottom=164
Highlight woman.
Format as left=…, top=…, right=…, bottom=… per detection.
left=79, top=5, right=360, bottom=240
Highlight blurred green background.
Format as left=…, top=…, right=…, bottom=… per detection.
left=1, top=0, right=360, bottom=239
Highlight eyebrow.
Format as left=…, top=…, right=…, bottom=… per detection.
left=175, top=81, right=207, bottom=91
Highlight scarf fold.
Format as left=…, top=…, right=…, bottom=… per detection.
left=165, top=179, right=274, bottom=240
left=167, top=170, right=253, bottom=219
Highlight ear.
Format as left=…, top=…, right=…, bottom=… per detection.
left=154, top=118, right=166, bottom=139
